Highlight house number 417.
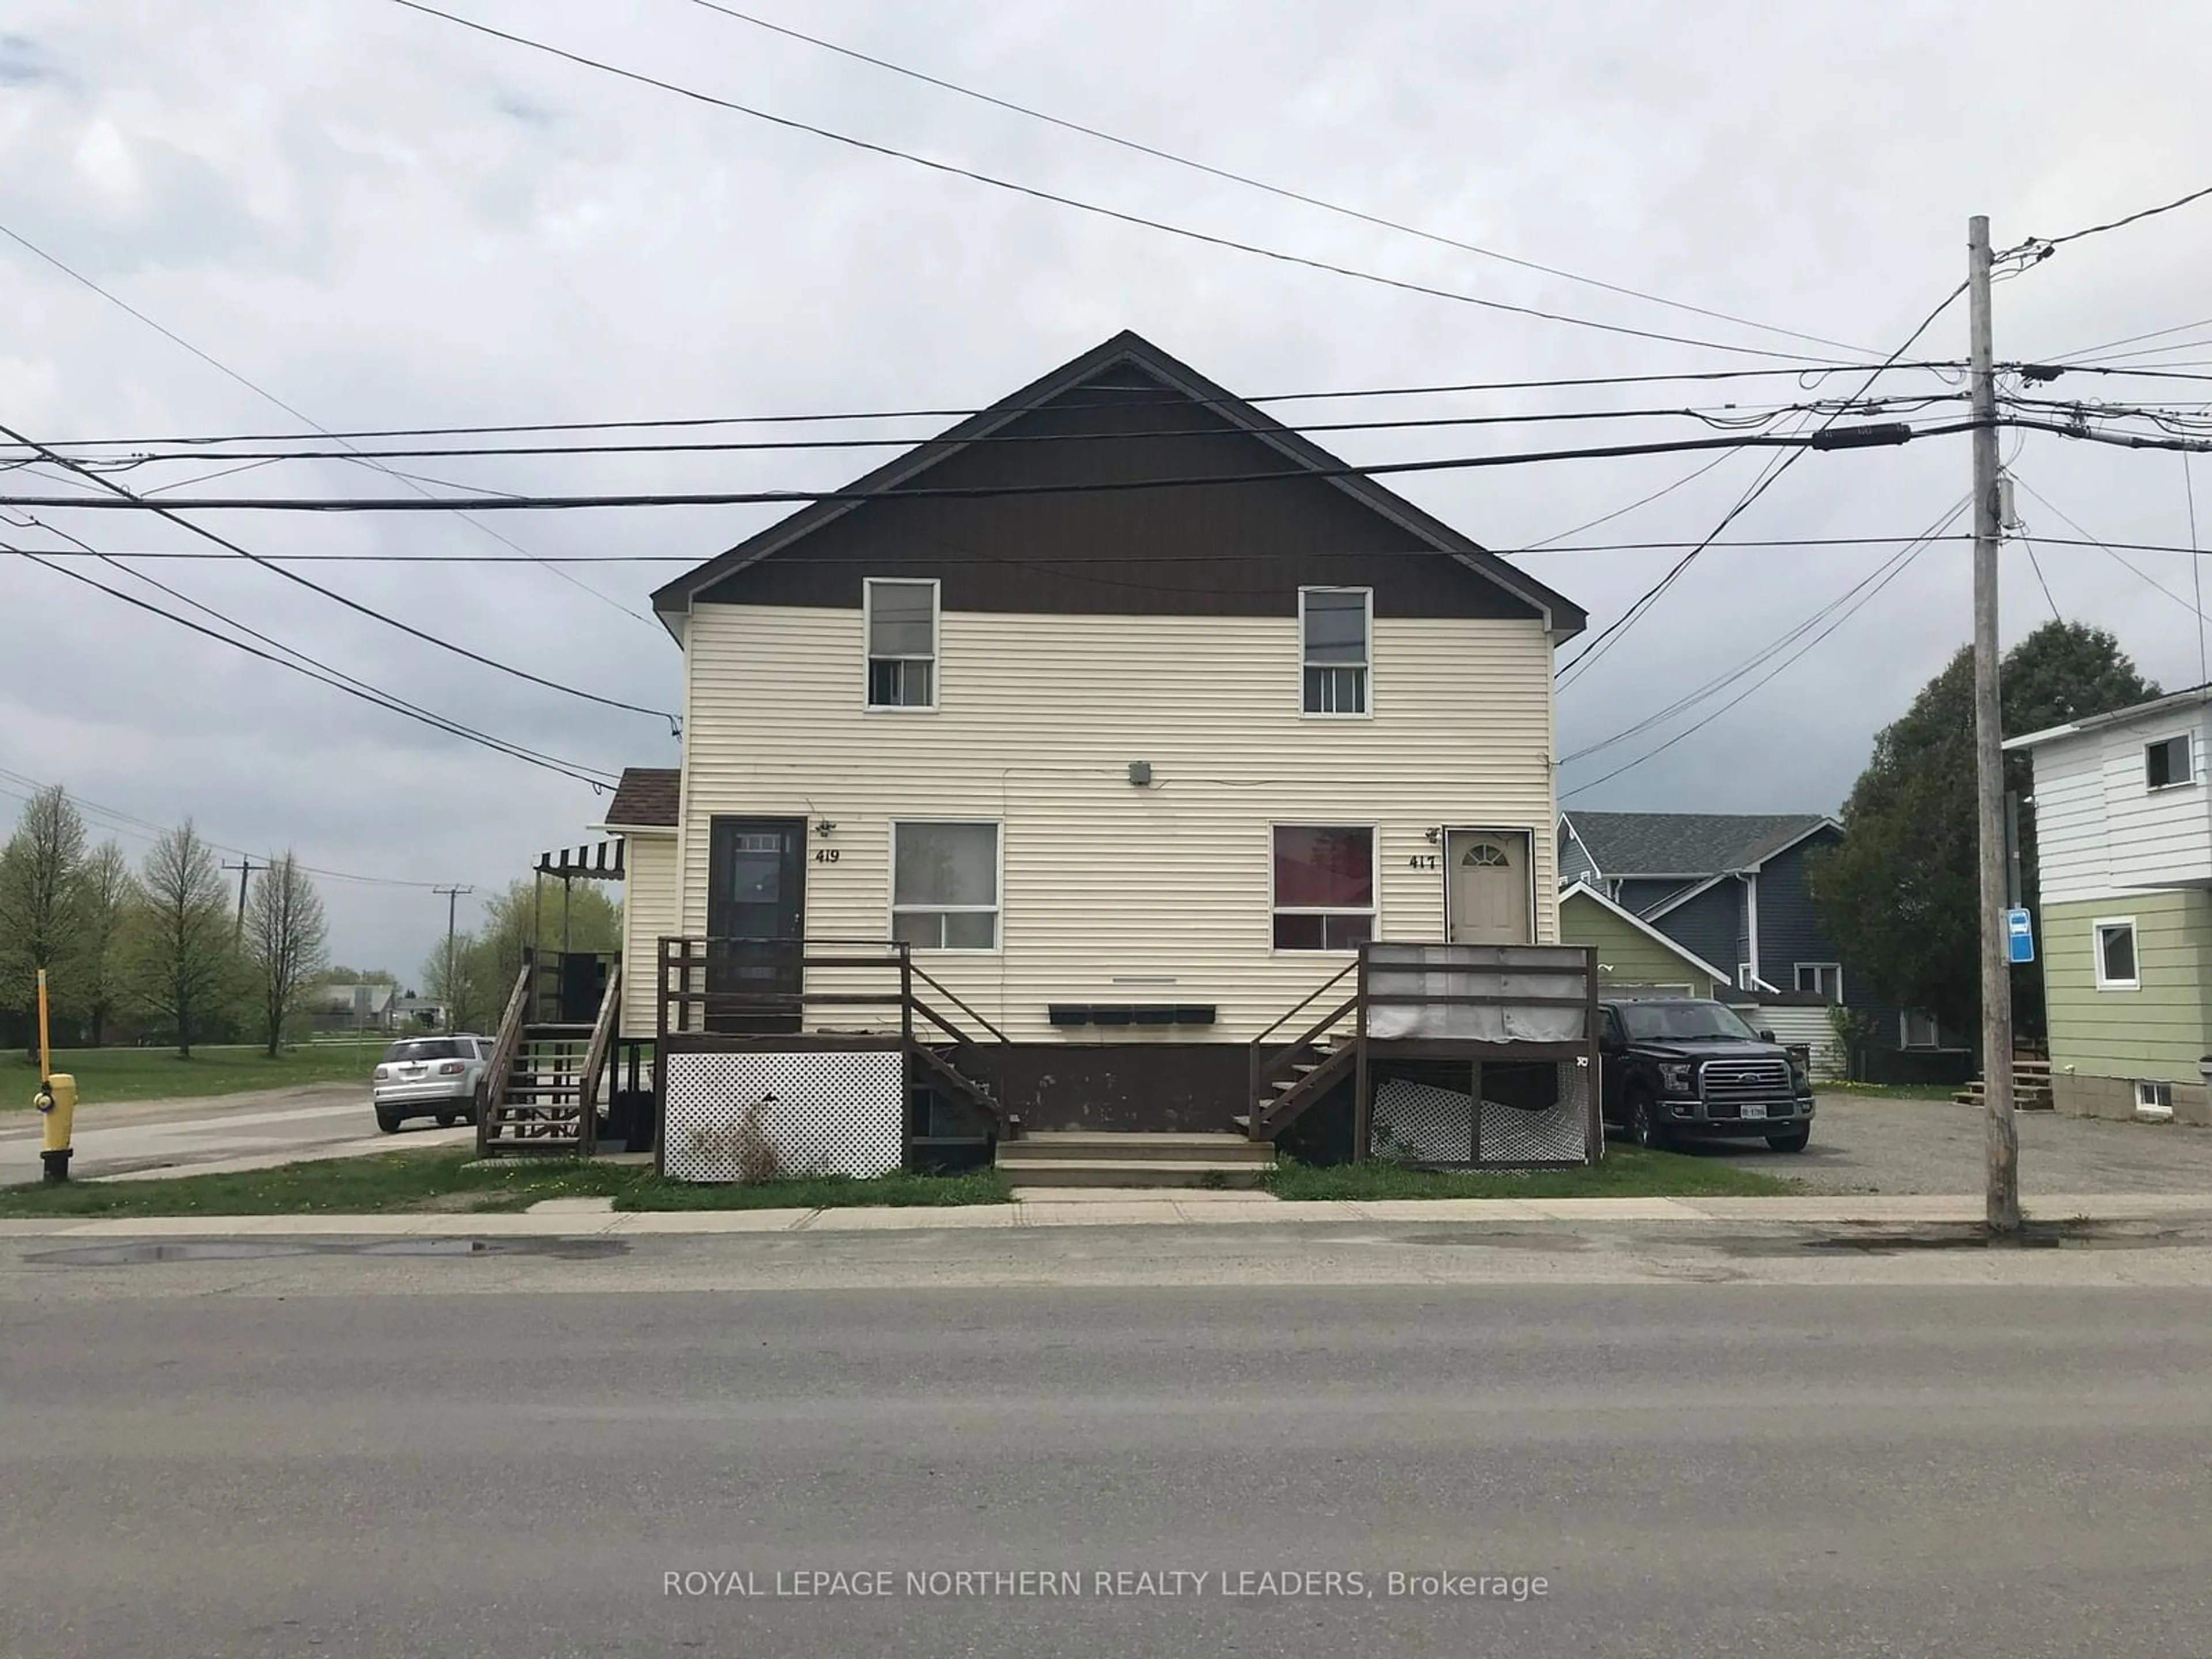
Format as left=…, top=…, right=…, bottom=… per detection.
left=1407, top=854, right=1440, bottom=870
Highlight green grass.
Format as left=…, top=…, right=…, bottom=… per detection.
left=0, top=1147, right=1011, bottom=1218
left=1262, top=1146, right=1797, bottom=1201
left=0, top=1041, right=387, bottom=1108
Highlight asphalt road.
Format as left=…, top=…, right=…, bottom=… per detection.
left=1694, top=1092, right=2212, bottom=1194
left=4, top=1245, right=2209, bottom=1657
left=0, top=1084, right=469, bottom=1185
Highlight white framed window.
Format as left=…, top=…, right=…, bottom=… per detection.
left=891, top=821, right=999, bottom=950
left=865, top=578, right=938, bottom=710
left=1271, top=825, right=1376, bottom=950
left=2145, top=733, right=2194, bottom=791
left=1736, top=962, right=1756, bottom=991
left=1794, top=962, right=1844, bottom=1002
left=1900, top=1010, right=1941, bottom=1049
left=2135, top=1080, right=2174, bottom=1112
left=1300, top=586, right=1371, bottom=715
left=2094, top=918, right=2139, bottom=989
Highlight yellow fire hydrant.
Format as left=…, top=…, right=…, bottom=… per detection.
left=35, top=1073, right=74, bottom=1183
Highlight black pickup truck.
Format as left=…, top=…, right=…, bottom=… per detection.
left=1597, top=997, right=1815, bottom=1153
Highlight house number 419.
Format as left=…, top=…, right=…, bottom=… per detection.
left=813, top=849, right=840, bottom=863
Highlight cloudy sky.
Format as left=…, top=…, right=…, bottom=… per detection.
left=4, top=0, right=2210, bottom=975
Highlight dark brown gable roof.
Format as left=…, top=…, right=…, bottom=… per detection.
left=650, top=331, right=1584, bottom=635
left=605, top=767, right=679, bottom=830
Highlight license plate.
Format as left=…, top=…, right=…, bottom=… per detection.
left=1741, top=1103, right=1767, bottom=1121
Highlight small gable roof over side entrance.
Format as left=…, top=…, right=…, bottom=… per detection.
left=650, top=330, right=1584, bottom=637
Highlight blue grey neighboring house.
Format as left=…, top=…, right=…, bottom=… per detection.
left=1556, top=810, right=1951, bottom=1063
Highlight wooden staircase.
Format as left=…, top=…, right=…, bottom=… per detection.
left=478, top=960, right=620, bottom=1157
left=912, top=1043, right=1014, bottom=1138
left=1952, top=1051, right=2054, bottom=1112
left=1245, top=966, right=1360, bottom=1139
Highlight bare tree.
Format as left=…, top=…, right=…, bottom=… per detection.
left=243, top=852, right=329, bottom=1057
left=0, top=785, right=88, bottom=1058
left=421, top=929, right=488, bottom=1035
left=76, top=840, right=135, bottom=1047
left=126, top=820, right=238, bottom=1059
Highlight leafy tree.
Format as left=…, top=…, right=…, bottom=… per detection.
left=243, top=852, right=329, bottom=1057
left=0, top=785, right=88, bottom=1055
left=465, top=877, right=622, bottom=1010
left=124, top=821, right=241, bottom=1059
left=1812, top=620, right=2159, bottom=1037
left=75, top=840, right=136, bottom=1046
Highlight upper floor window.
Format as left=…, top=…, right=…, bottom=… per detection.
left=1795, top=962, right=1844, bottom=1003
left=866, top=578, right=937, bottom=710
left=1300, top=587, right=1370, bottom=715
left=2146, top=733, right=2193, bottom=791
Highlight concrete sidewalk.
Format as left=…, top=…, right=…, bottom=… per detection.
left=2, top=1188, right=2209, bottom=1239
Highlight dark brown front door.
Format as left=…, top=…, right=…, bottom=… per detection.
left=706, top=816, right=807, bottom=1032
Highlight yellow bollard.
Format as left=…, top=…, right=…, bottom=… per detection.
left=36, top=1073, right=75, bottom=1182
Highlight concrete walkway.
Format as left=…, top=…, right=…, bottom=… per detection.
left=2, top=1188, right=2209, bottom=1239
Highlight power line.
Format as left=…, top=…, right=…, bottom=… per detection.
left=2018, top=183, right=2212, bottom=252
left=386, top=0, right=1860, bottom=366
left=1511, top=449, right=1744, bottom=552
left=0, top=418, right=682, bottom=728
left=681, top=0, right=1869, bottom=358
left=2048, top=317, right=2212, bottom=364
left=2011, top=474, right=2209, bottom=625
left=1558, top=497, right=1972, bottom=762
left=0, top=418, right=1980, bottom=513
left=9, top=510, right=627, bottom=783
left=6, top=544, right=622, bottom=788
left=27, top=362, right=1966, bottom=449
left=1559, top=512, right=1958, bottom=798
left=1552, top=280, right=1972, bottom=686
left=0, top=218, right=657, bottom=629
left=17, top=395, right=1967, bottom=466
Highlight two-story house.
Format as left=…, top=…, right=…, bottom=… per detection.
left=598, top=329, right=1592, bottom=1166
left=1554, top=810, right=1936, bottom=1075
left=2007, top=685, right=2212, bottom=1124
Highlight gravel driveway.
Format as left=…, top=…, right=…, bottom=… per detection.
left=1683, top=1092, right=2212, bottom=1195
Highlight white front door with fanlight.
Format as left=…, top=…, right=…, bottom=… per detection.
left=1445, top=830, right=1532, bottom=944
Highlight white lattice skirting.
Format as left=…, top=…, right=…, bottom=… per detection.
left=1373, top=1072, right=1588, bottom=1166
left=662, top=1051, right=903, bottom=1183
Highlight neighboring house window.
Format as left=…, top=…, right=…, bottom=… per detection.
left=1300, top=587, right=1370, bottom=715
left=1900, top=1010, right=1941, bottom=1049
left=2137, top=1080, right=2174, bottom=1112
left=1272, top=825, right=1375, bottom=949
left=1795, top=962, right=1844, bottom=1002
left=891, top=821, right=998, bottom=949
left=2146, top=733, right=2193, bottom=790
left=2094, top=918, right=2139, bottom=989
left=1736, top=963, right=1756, bottom=991
left=865, top=578, right=938, bottom=709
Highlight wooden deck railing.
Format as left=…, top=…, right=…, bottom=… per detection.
left=654, top=936, right=1006, bottom=1052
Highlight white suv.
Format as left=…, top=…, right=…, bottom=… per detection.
left=372, top=1035, right=493, bottom=1133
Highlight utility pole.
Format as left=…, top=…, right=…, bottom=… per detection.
left=221, top=857, right=260, bottom=938
left=433, top=885, right=472, bottom=1033
left=1969, top=214, right=2020, bottom=1233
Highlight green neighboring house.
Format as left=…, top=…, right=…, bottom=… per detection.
left=1558, top=881, right=1730, bottom=998
left=2008, top=687, right=2212, bottom=1125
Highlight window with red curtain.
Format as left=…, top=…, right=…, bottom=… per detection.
left=1272, top=826, right=1376, bottom=950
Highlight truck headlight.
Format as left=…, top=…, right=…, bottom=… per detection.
left=1657, top=1063, right=1696, bottom=1095
left=1790, top=1059, right=1811, bottom=1093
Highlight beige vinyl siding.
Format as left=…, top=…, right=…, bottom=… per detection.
left=674, top=603, right=1559, bottom=1041
left=618, top=834, right=678, bottom=1039
left=1751, top=1003, right=1844, bottom=1080
left=2043, top=891, right=2212, bottom=1084
left=1558, top=891, right=1717, bottom=997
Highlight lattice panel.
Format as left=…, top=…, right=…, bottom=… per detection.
left=663, top=1051, right=902, bottom=1183
left=1373, top=1064, right=1589, bottom=1166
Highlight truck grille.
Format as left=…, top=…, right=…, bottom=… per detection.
left=1700, top=1059, right=1793, bottom=1105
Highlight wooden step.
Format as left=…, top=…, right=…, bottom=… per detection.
left=999, top=1131, right=1273, bottom=1167
left=996, top=1158, right=1270, bottom=1190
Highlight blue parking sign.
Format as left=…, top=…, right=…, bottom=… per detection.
left=2006, top=907, right=2035, bottom=965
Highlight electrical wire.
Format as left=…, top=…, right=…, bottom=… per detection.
left=1553, top=279, right=1970, bottom=688
left=0, top=419, right=1980, bottom=513
left=5, top=545, right=620, bottom=787
left=0, top=219, right=657, bottom=629
left=13, top=396, right=1965, bottom=467
left=28, top=363, right=1967, bottom=450
left=0, top=418, right=681, bottom=727
left=2017, top=184, right=2212, bottom=252
left=1510, top=449, right=1744, bottom=553
left=680, top=0, right=1870, bottom=358
left=387, top=0, right=1861, bottom=366
left=2010, top=474, right=2209, bottom=624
